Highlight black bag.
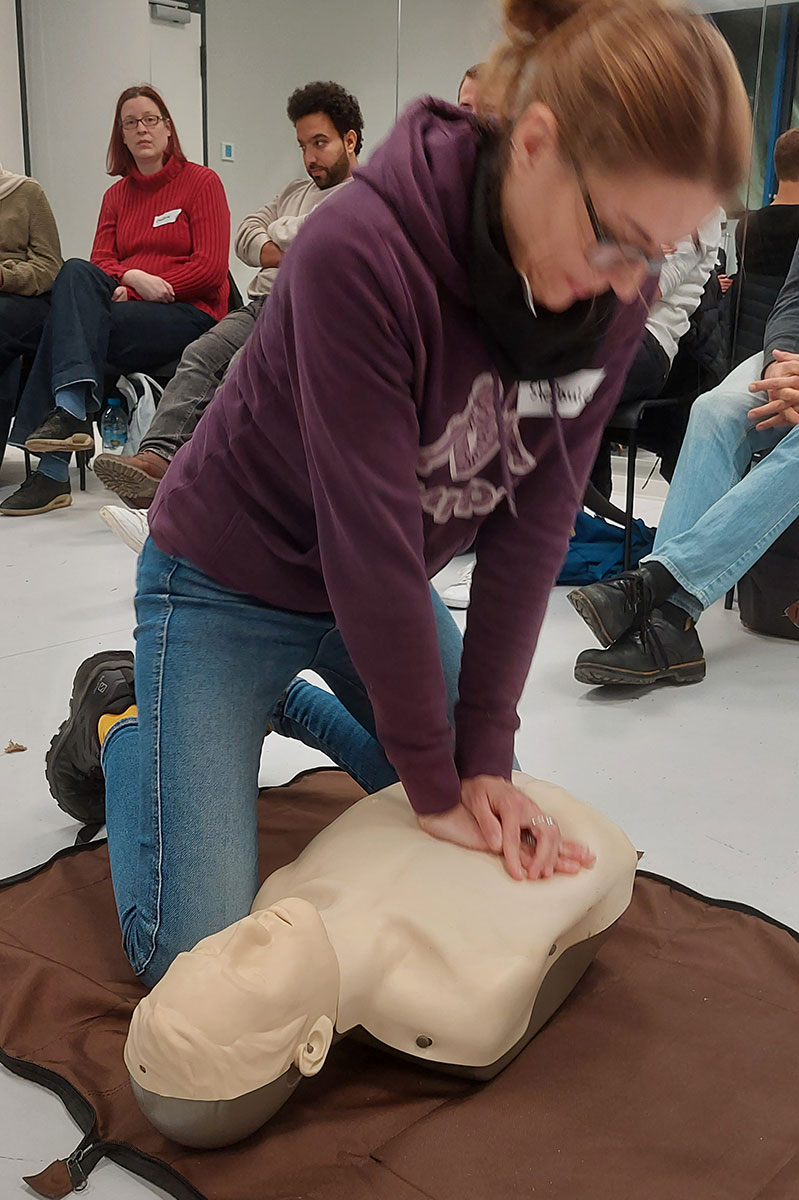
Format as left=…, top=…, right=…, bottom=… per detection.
left=737, top=516, right=799, bottom=641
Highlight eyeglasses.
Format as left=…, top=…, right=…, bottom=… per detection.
left=121, top=114, right=167, bottom=132
left=572, top=159, right=665, bottom=277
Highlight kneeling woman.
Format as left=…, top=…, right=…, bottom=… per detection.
left=3, top=84, right=229, bottom=516
left=47, top=0, right=750, bottom=986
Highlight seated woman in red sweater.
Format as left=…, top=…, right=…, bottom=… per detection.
left=2, top=84, right=229, bottom=516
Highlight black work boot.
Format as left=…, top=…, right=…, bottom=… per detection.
left=45, top=651, right=135, bottom=825
left=25, top=407, right=94, bottom=453
left=567, top=565, right=663, bottom=648
left=0, top=472, right=71, bottom=516
left=574, top=609, right=705, bottom=687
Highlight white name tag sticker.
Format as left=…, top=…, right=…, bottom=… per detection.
left=153, top=208, right=182, bottom=227
left=517, top=368, right=606, bottom=419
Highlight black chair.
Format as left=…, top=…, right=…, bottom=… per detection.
left=599, top=352, right=713, bottom=571
left=727, top=270, right=785, bottom=368
left=591, top=272, right=728, bottom=572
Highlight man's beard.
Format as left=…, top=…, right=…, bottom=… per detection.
left=309, top=145, right=350, bottom=190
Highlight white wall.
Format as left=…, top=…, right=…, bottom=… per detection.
left=0, top=0, right=25, bottom=173
left=21, top=0, right=203, bottom=260
left=205, top=0, right=400, bottom=296
left=397, top=0, right=500, bottom=109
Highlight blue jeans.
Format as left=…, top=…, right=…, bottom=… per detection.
left=645, top=353, right=799, bottom=620
left=10, top=258, right=213, bottom=448
left=101, top=538, right=465, bottom=986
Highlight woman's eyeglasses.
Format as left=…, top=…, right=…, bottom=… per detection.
left=121, top=114, right=167, bottom=132
left=572, top=158, right=665, bottom=276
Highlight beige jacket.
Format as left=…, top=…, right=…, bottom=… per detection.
left=234, top=176, right=352, bottom=298
left=0, top=178, right=62, bottom=296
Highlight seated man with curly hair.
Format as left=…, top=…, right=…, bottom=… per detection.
left=94, top=80, right=363, bottom=511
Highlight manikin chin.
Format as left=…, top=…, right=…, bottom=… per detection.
left=125, top=773, right=638, bottom=1148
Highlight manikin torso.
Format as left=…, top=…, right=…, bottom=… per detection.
left=254, top=774, right=637, bottom=1069
left=125, top=774, right=637, bottom=1147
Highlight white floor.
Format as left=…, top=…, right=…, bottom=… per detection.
left=1, top=446, right=797, bottom=1197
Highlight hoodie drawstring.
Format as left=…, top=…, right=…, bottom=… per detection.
left=549, top=378, right=584, bottom=511
left=492, top=374, right=518, bottom=518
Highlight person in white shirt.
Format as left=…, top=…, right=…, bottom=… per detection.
left=589, top=207, right=724, bottom=498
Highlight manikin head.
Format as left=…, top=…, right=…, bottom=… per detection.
left=125, top=898, right=339, bottom=1148
left=286, top=80, right=363, bottom=190
left=479, top=0, right=751, bottom=312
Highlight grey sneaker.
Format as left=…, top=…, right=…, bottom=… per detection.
left=24, top=407, right=94, bottom=453
left=0, top=473, right=71, bottom=516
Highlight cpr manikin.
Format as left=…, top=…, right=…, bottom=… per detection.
left=126, top=774, right=638, bottom=1148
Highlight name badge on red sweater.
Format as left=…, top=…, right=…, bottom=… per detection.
left=153, top=208, right=182, bottom=227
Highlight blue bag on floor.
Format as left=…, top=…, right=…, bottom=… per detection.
left=557, top=511, right=656, bottom=585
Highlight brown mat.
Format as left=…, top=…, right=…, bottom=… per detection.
left=1, top=769, right=797, bottom=1200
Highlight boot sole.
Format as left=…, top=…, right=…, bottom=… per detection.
left=93, top=455, right=160, bottom=501
left=45, top=652, right=135, bottom=823
left=0, top=494, right=72, bottom=516
left=574, top=658, right=706, bottom=686
left=567, top=588, right=634, bottom=648
left=25, top=434, right=95, bottom=453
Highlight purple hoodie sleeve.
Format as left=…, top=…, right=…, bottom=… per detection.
left=283, top=232, right=461, bottom=816
left=455, top=303, right=649, bottom=781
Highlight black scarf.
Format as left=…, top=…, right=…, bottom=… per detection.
left=468, top=133, right=617, bottom=383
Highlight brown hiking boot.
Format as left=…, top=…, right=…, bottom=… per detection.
left=93, top=450, right=169, bottom=509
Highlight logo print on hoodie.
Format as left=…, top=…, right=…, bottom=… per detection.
left=416, top=369, right=605, bottom=523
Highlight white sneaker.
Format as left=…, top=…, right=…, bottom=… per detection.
left=440, top=559, right=474, bottom=609
left=98, top=505, right=149, bottom=554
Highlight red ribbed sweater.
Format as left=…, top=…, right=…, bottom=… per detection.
left=90, top=156, right=230, bottom=320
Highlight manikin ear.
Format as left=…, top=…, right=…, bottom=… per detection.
left=294, top=1015, right=334, bottom=1077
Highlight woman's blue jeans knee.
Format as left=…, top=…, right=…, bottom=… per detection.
left=272, top=586, right=465, bottom=793
left=101, top=539, right=466, bottom=986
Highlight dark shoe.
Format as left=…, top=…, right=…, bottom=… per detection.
left=567, top=566, right=659, bottom=648
left=93, top=449, right=169, bottom=509
left=574, top=610, right=705, bottom=687
left=24, top=407, right=94, bottom=453
left=0, top=473, right=71, bottom=516
left=45, top=651, right=135, bottom=824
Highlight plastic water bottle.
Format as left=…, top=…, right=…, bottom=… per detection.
left=101, top=397, right=128, bottom=456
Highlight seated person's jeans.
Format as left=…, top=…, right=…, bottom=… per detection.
left=643, top=352, right=799, bottom=619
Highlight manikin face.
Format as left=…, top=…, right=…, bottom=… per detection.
left=120, top=95, right=171, bottom=174
left=295, top=112, right=356, bottom=190
left=125, top=899, right=339, bottom=1102
left=458, top=75, right=480, bottom=113
left=501, top=103, right=720, bottom=312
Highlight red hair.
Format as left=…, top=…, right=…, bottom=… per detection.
left=106, top=85, right=187, bottom=177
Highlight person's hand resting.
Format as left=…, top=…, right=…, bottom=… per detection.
left=748, top=350, right=799, bottom=430
left=111, top=285, right=128, bottom=302
left=418, top=775, right=595, bottom=882
left=120, top=269, right=175, bottom=303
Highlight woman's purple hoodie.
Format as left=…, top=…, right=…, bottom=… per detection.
left=149, top=98, right=649, bottom=815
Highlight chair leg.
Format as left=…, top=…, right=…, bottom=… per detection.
left=623, top=431, right=638, bottom=573
left=78, top=451, right=87, bottom=491
left=724, top=585, right=735, bottom=610
left=24, top=449, right=32, bottom=480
